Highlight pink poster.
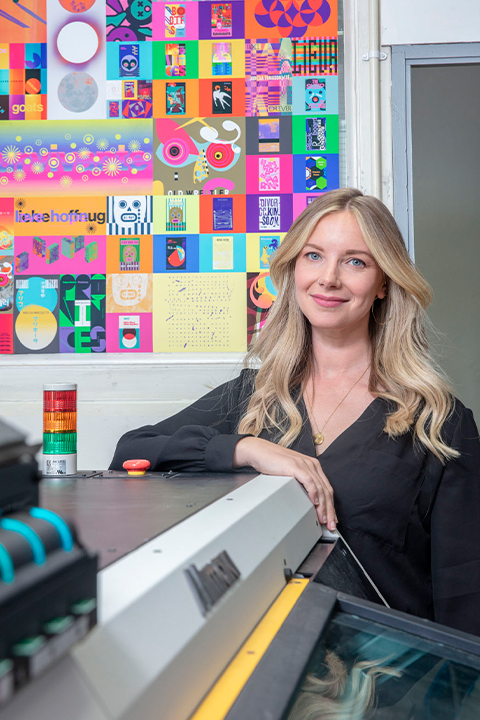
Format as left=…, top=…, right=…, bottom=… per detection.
left=15, top=235, right=106, bottom=275
left=106, top=312, right=153, bottom=352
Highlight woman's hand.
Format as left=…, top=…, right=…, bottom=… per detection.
left=233, top=437, right=337, bottom=530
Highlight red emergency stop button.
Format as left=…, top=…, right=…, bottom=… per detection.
left=122, top=459, right=151, bottom=476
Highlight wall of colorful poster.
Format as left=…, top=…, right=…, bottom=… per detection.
left=0, top=0, right=339, bottom=355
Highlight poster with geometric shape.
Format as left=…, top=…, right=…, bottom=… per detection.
left=292, top=153, right=339, bottom=192
left=291, top=37, right=338, bottom=76
left=245, top=39, right=292, bottom=116
left=13, top=274, right=59, bottom=353
left=59, top=273, right=106, bottom=353
left=198, top=38, right=244, bottom=79
left=152, top=41, right=199, bottom=80
left=166, top=236, right=186, bottom=269
left=247, top=270, right=277, bottom=345
left=153, top=234, right=199, bottom=273
left=152, top=272, right=247, bottom=352
left=106, top=312, right=153, bottom=353
left=14, top=235, right=106, bottom=274
left=106, top=272, right=153, bottom=313
left=47, top=0, right=106, bottom=120
left=107, top=0, right=153, bottom=42
left=0, top=121, right=153, bottom=196
left=153, top=116, right=245, bottom=194
left=0, top=43, right=48, bottom=121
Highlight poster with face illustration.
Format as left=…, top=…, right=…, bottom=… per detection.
left=106, top=272, right=153, bottom=313
left=153, top=116, right=245, bottom=194
left=107, top=196, right=153, bottom=235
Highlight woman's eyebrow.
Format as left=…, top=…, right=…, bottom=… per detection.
left=303, top=242, right=374, bottom=259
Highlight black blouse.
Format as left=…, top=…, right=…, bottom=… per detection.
left=110, top=369, right=480, bottom=637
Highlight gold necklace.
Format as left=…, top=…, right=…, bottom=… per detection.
left=306, top=365, right=371, bottom=446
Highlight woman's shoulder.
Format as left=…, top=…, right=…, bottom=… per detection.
left=444, top=397, right=479, bottom=448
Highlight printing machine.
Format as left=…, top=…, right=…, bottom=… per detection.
left=1, top=453, right=480, bottom=719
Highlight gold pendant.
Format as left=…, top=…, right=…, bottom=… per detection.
left=313, top=432, right=324, bottom=445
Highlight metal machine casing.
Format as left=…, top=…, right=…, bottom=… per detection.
left=0, top=474, right=320, bottom=720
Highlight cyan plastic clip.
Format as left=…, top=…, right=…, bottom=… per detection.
left=30, top=507, right=74, bottom=552
left=0, top=519, right=46, bottom=565
left=0, top=543, right=15, bottom=583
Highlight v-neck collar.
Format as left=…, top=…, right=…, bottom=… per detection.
left=295, top=394, right=384, bottom=460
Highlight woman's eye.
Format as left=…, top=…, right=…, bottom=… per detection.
left=348, top=257, right=366, bottom=267
left=306, top=252, right=320, bottom=260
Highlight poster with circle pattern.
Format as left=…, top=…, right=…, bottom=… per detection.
left=0, top=0, right=339, bottom=354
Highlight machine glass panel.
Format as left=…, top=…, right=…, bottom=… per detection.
left=285, top=610, right=480, bottom=720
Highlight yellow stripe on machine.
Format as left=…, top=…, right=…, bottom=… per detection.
left=190, top=578, right=309, bottom=720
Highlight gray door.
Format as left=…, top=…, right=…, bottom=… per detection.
left=410, top=63, right=480, bottom=420
left=393, top=45, right=480, bottom=422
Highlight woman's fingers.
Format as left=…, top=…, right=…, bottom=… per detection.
left=294, top=460, right=336, bottom=530
left=233, top=437, right=337, bottom=529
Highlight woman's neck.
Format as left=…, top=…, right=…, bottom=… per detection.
left=310, top=327, right=372, bottom=379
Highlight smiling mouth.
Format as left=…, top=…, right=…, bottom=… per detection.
left=311, top=295, right=348, bottom=307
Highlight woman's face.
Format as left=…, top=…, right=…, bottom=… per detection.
left=294, top=210, right=386, bottom=334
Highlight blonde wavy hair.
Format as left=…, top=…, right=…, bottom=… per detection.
left=238, top=188, right=458, bottom=462
left=287, top=651, right=401, bottom=720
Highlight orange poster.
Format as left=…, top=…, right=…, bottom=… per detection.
left=0, top=0, right=47, bottom=43
left=13, top=196, right=107, bottom=236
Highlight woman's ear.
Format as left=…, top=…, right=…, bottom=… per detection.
left=376, top=279, right=387, bottom=300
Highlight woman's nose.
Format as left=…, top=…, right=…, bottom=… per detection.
left=317, top=261, right=341, bottom=287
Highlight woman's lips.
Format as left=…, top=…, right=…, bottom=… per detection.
left=311, top=294, right=348, bottom=308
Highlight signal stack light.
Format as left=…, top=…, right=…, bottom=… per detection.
left=42, top=383, right=77, bottom=476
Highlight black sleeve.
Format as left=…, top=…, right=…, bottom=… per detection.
left=109, top=369, right=255, bottom=472
left=431, top=405, right=480, bottom=636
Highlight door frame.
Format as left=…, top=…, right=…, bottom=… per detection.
left=391, top=43, right=480, bottom=259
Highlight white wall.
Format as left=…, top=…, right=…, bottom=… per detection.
left=0, top=355, right=244, bottom=469
left=381, top=0, right=480, bottom=46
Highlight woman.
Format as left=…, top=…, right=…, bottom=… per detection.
left=111, top=188, right=480, bottom=636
